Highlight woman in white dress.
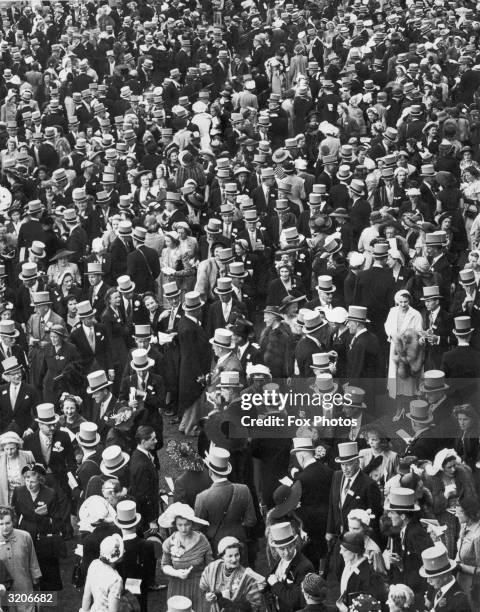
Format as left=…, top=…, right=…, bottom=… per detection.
left=384, top=289, right=423, bottom=420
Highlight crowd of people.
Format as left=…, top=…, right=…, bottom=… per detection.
left=1, top=0, right=480, bottom=611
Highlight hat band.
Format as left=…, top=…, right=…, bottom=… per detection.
left=79, top=309, right=94, bottom=318
left=215, top=338, right=232, bottom=347
left=208, top=460, right=229, bottom=472
left=423, top=562, right=451, bottom=575
left=273, top=534, right=296, bottom=545
left=105, top=456, right=125, bottom=471
left=389, top=501, right=415, bottom=510
left=338, top=452, right=358, bottom=461
left=423, top=382, right=444, bottom=391
left=165, top=289, right=180, bottom=297
left=186, top=300, right=201, bottom=308
left=38, top=415, right=57, bottom=423
left=410, top=414, right=430, bottom=421
left=90, top=381, right=109, bottom=392
left=116, top=514, right=137, bottom=525
left=78, top=434, right=98, bottom=445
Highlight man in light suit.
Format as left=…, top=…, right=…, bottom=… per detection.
left=195, top=246, right=233, bottom=303
left=194, top=446, right=256, bottom=554
left=0, top=356, right=39, bottom=435
left=207, top=329, right=244, bottom=397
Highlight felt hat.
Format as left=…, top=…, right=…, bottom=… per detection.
left=406, top=399, right=433, bottom=423
left=86, top=370, right=112, bottom=394
left=130, top=348, right=154, bottom=371
left=419, top=370, right=448, bottom=393
left=335, top=441, right=359, bottom=463
left=203, top=445, right=232, bottom=475
left=270, top=522, right=297, bottom=547
left=114, top=500, right=141, bottom=529
left=101, top=445, right=130, bottom=475
left=35, top=403, right=59, bottom=424
left=210, top=328, right=235, bottom=349
left=76, top=422, right=100, bottom=448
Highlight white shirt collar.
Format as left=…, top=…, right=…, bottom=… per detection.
left=440, top=577, right=456, bottom=598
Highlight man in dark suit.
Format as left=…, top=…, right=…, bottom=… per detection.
left=85, top=262, right=111, bottom=321
left=403, top=399, right=446, bottom=461
left=119, top=349, right=164, bottom=448
left=231, top=319, right=262, bottom=372
left=15, top=262, right=49, bottom=325
left=109, top=221, right=134, bottom=280
left=326, top=442, right=382, bottom=539
left=74, top=422, right=102, bottom=503
left=128, top=426, right=160, bottom=531
left=353, top=242, right=395, bottom=359
left=0, top=356, right=39, bottom=434
left=126, top=227, right=160, bottom=294
left=64, top=209, right=88, bottom=266
left=116, top=499, right=157, bottom=612
left=316, top=154, right=337, bottom=190
left=24, top=403, right=76, bottom=534
left=422, top=545, right=471, bottom=612
left=194, top=446, right=256, bottom=553
left=348, top=179, right=371, bottom=243
left=295, top=311, right=328, bottom=378
left=117, top=275, right=149, bottom=330
left=292, top=438, right=333, bottom=567
left=345, top=306, right=383, bottom=404
left=177, top=291, right=212, bottom=434
left=205, top=277, right=248, bottom=339
left=441, top=315, right=480, bottom=402
left=426, top=231, right=453, bottom=306
left=420, top=285, right=452, bottom=370
left=86, top=370, right=118, bottom=439
left=69, top=300, right=114, bottom=378
left=384, top=487, right=434, bottom=612
left=251, top=167, right=278, bottom=215
left=16, top=200, right=47, bottom=252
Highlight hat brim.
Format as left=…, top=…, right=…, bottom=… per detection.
left=114, top=513, right=141, bottom=529
left=270, top=481, right=303, bottom=519
left=100, top=452, right=130, bottom=475
left=50, top=249, right=75, bottom=262
left=418, top=382, right=449, bottom=393
left=30, top=300, right=52, bottom=307
left=271, top=534, right=298, bottom=547
left=419, top=558, right=456, bottom=578
left=406, top=412, right=433, bottom=423
left=384, top=500, right=420, bottom=512
left=0, top=328, right=19, bottom=338
left=453, top=328, right=474, bottom=335
left=35, top=414, right=60, bottom=424
left=290, top=445, right=315, bottom=455
left=131, top=357, right=155, bottom=371
left=76, top=432, right=101, bottom=447
left=203, top=457, right=232, bottom=475
left=184, top=300, right=205, bottom=311
left=213, top=287, right=233, bottom=295
left=19, top=273, right=38, bottom=281
left=316, top=283, right=336, bottom=292
left=87, top=380, right=113, bottom=394
left=346, top=316, right=370, bottom=323
left=118, top=283, right=136, bottom=293
left=335, top=453, right=360, bottom=463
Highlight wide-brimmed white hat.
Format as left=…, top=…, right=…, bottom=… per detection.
left=158, top=502, right=209, bottom=529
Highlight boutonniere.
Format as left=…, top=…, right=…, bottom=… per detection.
left=298, top=253, right=305, bottom=261
left=260, top=226, right=266, bottom=231
left=134, top=300, right=140, bottom=308
left=53, top=441, right=64, bottom=452
left=55, top=355, right=65, bottom=360
left=437, top=598, right=446, bottom=608
left=286, top=578, right=293, bottom=585
left=147, top=385, right=153, bottom=391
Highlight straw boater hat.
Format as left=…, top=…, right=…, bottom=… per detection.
left=114, top=500, right=141, bottom=529
left=203, top=445, right=232, bottom=475
left=100, top=445, right=130, bottom=475
left=384, top=487, right=420, bottom=512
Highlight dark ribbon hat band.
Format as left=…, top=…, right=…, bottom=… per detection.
left=105, top=457, right=125, bottom=471
left=389, top=502, right=415, bottom=510
left=423, top=563, right=452, bottom=575
left=78, top=434, right=97, bottom=445
left=116, top=516, right=137, bottom=525
left=339, top=453, right=358, bottom=461
left=273, top=535, right=296, bottom=545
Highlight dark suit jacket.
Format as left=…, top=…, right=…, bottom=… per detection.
left=426, top=579, right=471, bottom=612
left=178, top=315, right=212, bottom=412
left=69, top=322, right=113, bottom=374
left=205, top=298, right=248, bottom=338
left=42, top=340, right=81, bottom=400
left=353, top=267, right=395, bottom=332
left=295, top=461, right=333, bottom=538
left=109, top=235, right=133, bottom=279
left=118, top=536, right=156, bottom=594
left=0, top=381, right=39, bottom=434
left=340, top=558, right=386, bottom=608
left=404, top=426, right=446, bottom=461
left=76, top=451, right=102, bottom=500
left=173, top=469, right=212, bottom=508
left=422, top=308, right=452, bottom=370
left=269, top=552, right=314, bottom=612
left=128, top=448, right=159, bottom=525
left=66, top=225, right=88, bottom=264
left=430, top=254, right=453, bottom=303
left=89, top=393, right=118, bottom=438
left=347, top=330, right=383, bottom=379
left=12, top=483, right=62, bottom=539
left=239, top=341, right=262, bottom=371
left=87, top=281, right=111, bottom=320
left=327, top=469, right=382, bottom=535
left=252, top=184, right=278, bottom=214
left=390, top=519, right=433, bottom=601
left=126, top=245, right=160, bottom=293
left=194, top=480, right=256, bottom=548
left=295, top=335, right=327, bottom=378
left=24, top=429, right=76, bottom=491
left=118, top=372, right=164, bottom=447
left=350, top=197, right=371, bottom=240
left=440, top=345, right=480, bottom=402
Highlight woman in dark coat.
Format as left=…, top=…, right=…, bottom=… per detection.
left=101, top=287, right=132, bottom=395
left=11, top=463, right=64, bottom=592
left=453, top=404, right=480, bottom=473
left=266, top=264, right=305, bottom=307
left=259, top=306, right=295, bottom=379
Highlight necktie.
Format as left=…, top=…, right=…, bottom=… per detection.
left=168, top=309, right=176, bottom=331
left=10, top=384, right=18, bottom=408
left=138, top=375, right=145, bottom=392
left=127, top=300, right=132, bottom=318
left=429, top=313, right=434, bottom=328
left=88, top=327, right=95, bottom=352
left=341, top=478, right=351, bottom=506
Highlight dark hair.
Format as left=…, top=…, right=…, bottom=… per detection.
left=135, top=425, right=155, bottom=444
left=442, top=455, right=458, bottom=468
left=458, top=496, right=480, bottom=522
left=0, top=506, right=16, bottom=523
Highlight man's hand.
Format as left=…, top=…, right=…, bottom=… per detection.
left=267, top=574, right=278, bottom=586
left=34, top=502, right=48, bottom=516
left=205, top=592, right=217, bottom=602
